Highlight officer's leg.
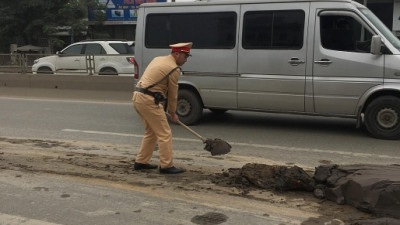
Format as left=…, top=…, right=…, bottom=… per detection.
left=136, top=118, right=157, bottom=164
left=140, top=105, right=173, bottom=168
left=134, top=103, right=158, bottom=164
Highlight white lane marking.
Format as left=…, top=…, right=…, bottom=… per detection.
left=0, top=213, right=63, bottom=225
left=62, top=129, right=400, bottom=160
left=62, top=129, right=195, bottom=142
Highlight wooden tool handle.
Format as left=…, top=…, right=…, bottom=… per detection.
left=176, top=119, right=207, bottom=142
left=166, top=112, right=206, bottom=142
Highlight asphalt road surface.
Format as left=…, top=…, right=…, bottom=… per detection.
left=0, top=96, right=399, bottom=169
left=1, top=96, right=399, bottom=225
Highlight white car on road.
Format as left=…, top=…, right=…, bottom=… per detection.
left=32, top=40, right=135, bottom=76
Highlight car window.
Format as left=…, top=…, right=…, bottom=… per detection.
left=242, top=10, right=305, bottom=49
left=320, top=15, right=373, bottom=53
left=145, top=12, right=237, bottom=49
left=109, top=43, right=134, bottom=54
left=85, top=43, right=106, bottom=54
left=62, top=44, right=84, bottom=54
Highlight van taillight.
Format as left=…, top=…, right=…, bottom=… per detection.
left=127, top=57, right=139, bottom=79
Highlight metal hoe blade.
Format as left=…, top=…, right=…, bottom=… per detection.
left=204, top=138, right=231, bottom=156
left=172, top=117, right=231, bottom=156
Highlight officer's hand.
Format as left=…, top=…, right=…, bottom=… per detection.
left=169, top=112, right=179, bottom=123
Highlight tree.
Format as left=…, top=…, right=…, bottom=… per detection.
left=0, top=0, right=105, bottom=53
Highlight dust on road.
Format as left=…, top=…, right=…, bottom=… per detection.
left=0, top=137, right=374, bottom=224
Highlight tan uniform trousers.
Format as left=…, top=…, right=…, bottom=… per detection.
left=133, top=92, right=174, bottom=169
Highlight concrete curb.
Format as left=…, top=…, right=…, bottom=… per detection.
left=0, top=73, right=135, bottom=102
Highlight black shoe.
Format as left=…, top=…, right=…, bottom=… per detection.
left=134, top=163, right=158, bottom=170
left=159, top=166, right=185, bottom=174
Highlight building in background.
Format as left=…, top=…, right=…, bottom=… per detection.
left=89, top=0, right=399, bottom=40
left=88, top=0, right=167, bottom=40
left=356, top=0, right=400, bottom=37
left=393, top=0, right=400, bottom=37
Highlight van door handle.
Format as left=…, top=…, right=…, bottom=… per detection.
left=288, top=57, right=305, bottom=66
left=315, top=59, right=332, bottom=66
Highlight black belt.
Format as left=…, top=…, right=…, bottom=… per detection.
left=135, top=87, right=155, bottom=96
left=135, top=87, right=165, bottom=105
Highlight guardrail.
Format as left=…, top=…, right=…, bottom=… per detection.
left=0, top=53, right=47, bottom=74
left=0, top=53, right=137, bottom=101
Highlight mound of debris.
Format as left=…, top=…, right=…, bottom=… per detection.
left=314, top=164, right=400, bottom=219
left=350, top=217, right=400, bottom=225
left=212, top=163, right=400, bottom=222
left=211, top=163, right=315, bottom=191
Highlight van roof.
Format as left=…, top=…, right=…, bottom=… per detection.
left=141, top=0, right=356, bottom=8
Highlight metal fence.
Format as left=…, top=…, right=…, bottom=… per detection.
left=0, top=53, right=49, bottom=74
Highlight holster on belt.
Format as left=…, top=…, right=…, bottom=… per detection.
left=135, top=87, right=165, bottom=105
left=134, top=66, right=180, bottom=106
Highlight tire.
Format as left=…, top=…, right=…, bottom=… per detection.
left=99, top=68, right=118, bottom=75
left=364, top=96, right=400, bottom=140
left=209, top=108, right=228, bottom=114
left=176, top=89, right=203, bottom=125
left=37, top=67, right=53, bottom=74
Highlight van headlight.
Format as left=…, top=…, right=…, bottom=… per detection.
left=33, top=59, right=40, bottom=64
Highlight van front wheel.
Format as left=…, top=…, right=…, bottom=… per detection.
left=364, top=96, right=400, bottom=140
left=176, top=89, right=203, bottom=125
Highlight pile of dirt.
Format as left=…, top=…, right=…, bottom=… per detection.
left=211, top=163, right=315, bottom=192
left=211, top=163, right=400, bottom=224
left=212, top=163, right=314, bottom=191
left=313, top=164, right=400, bottom=219
left=350, top=218, right=400, bottom=225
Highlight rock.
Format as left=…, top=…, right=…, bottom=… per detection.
left=314, top=164, right=400, bottom=219
left=313, top=164, right=337, bottom=183
left=313, top=184, right=328, bottom=199
left=351, top=217, right=400, bottom=225
left=241, top=163, right=315, bottom=191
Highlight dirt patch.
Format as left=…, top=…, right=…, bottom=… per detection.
left=0, top=137, right=380, bottom=224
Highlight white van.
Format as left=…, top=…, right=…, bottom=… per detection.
left=133, top=0, right=400, bottom=139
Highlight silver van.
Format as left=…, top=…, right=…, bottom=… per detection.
left=133, top=0, right=400, bottom=139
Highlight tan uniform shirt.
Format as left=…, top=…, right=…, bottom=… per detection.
left=134, top=55, right=181, bottom=113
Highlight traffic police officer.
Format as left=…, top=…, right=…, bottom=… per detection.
left=132, top=42, right=192, bottom=174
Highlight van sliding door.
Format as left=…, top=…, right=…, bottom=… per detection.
left=238, top=3, right=309, bottom=112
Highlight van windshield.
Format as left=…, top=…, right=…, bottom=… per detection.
left=359, top=8, right=400, bottom=50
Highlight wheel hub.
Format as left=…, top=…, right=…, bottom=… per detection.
left=177, top=99, right=191, bottom=117
left=376, top=108, right=399, bottom=129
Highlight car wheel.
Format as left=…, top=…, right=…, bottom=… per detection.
left=177, top=89, right=203, bottom=125
left=364, top=96, right=400, bottom=139
left=37, top=67, right=54, bottom=74
left=99, top=68, right=118, bottom=75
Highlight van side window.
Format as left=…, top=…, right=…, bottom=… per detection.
left=242, top=10, right=304, bottom=49
left=145, top=12, right=236, bottom=49
left=320, top=15, right=373, bottom=53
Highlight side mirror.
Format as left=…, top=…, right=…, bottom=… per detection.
left=370, top=35, right=382, bottom=55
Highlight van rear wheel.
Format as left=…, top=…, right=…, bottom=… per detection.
left=364, top=96, right=400, bottom=140
left=177, top=89, right=203, bottom=125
